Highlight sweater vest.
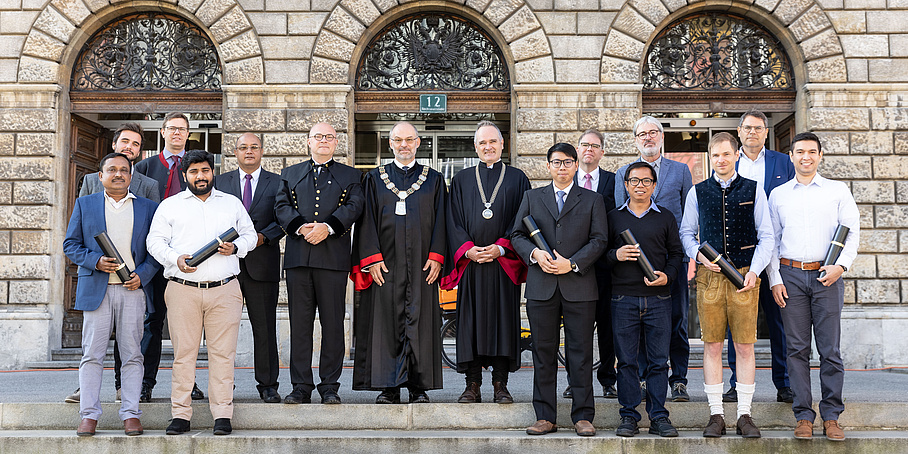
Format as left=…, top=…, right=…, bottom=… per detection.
left=695, top=176, right=758, bottom=268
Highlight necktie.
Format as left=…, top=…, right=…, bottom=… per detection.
left=583, top=174, right=592, bottom=190
left=165, top=155, right=181, bottom=199
left=402, top=165, right=409, bottom=173
left=556, top=190, right=565, bottom=213
left=242, top=174, right=253, bottom=211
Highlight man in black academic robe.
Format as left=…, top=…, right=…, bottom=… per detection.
left=441, top=121, right=530, bottom=404
left=352, top=121, right=447, bottom=404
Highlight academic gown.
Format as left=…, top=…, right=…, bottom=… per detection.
left=352, top=163, right=447, bottom=391
left=441, top=162, right=530, bottom=373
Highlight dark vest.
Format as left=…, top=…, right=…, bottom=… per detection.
left=695, top=176, right=758, bottom=268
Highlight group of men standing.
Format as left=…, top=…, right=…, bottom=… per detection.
left=64, top=109, right=859, bottom=442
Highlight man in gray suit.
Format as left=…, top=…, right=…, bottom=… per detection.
left=615, top=116, right=693, bottom=403
left=79, top=123, right=160, bottom=202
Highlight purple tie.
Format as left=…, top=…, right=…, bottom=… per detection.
left=583, top=174, right=592, bottom=190
left=242, top=174, right=252, bottom=211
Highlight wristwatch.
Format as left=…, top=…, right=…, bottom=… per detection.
left=840, top=265, right=848, bottom=272
left=570, top=259, right=579, bottom=273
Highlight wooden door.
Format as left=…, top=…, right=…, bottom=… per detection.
left=774, top=114, right=795, bottom=153
left=63, top=115, right=111, bottom=348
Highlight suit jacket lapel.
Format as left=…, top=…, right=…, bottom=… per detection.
left=541, top=185, right=559, bottom=220
left=131, top=199, right=147, bottom=258
left=652, top=157, right=664, bottom=201
left=763, top=150, right=775, bottom=193
left=596, top=167, right=608, bottom=195
left=250, top=171, right=272, bottom=211
left=559, top=188, right=581, bottom=219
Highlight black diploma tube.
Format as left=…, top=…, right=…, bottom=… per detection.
left=94, top=232, right=133, bottom=282
left=185, top=228, right=240, bottom=268
left=819, top=225, right=850, bottom=279
left=619, top=229, right=658, bottom=283
left=699, top=242, right=746, bottom=290
left=522, top=215, right=554, bottom=259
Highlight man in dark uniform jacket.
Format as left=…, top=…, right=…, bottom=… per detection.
left=275, top=122, right=365, bottom=405
left=214, top=133, right=286, bottom=403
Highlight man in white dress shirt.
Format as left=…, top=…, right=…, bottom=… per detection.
left=147, top=150, right=257, bottom=436
left=767, top=132, right=859, bottom=442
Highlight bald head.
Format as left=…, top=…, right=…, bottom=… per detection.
left=235, top=133, right=263, bottom=173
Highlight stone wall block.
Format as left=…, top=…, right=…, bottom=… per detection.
left=324, top=7, right=365, bottom=42
left=876, top=255, right=908, bottom=278
left=897, top=181, right=908, bottom=204
left=517, top=109, right=577, bottom=131
left=850, top=131, right=892, bottom=155
left=261, top=36, right=315, bottom=59
left=848, top=254, right=876, bottom=278
left=599, top=155, right=638, bottom=173
left=289, top=13, right=329, bottom=34
left=852, top=181, right=894, bottom=204
left=0, top=256, right=50, bottom=279
left=0, top=231, right=9, bottom=254
left=0, top=182, right=10, bottom=204
left=510, top=29, right=551, bottom=61
left=197, top=0, right=238, bottom=26
left=224, top=57, right=264, bottom=84
left=514, top=156, right=549, bottom=180
left=466, top=0, right=492, bottom=13
left=179, top=0, right=205, bottom=13
left=262, top=133, right=310, bottom=156
left=15, top=134, right=53, bottom=156
left=22, top=30, right=65, bottom=62
left=839, top=35, right=888, bottom=58
left=0, top=12, right=41, bottom=35
left=875, top=205, right=908, bottom=228
left=578, top=12, right=617, bottom=34
left=210, top=6, right=253, bottom=43
left=516, top=132, right=553, bottom=156
left=248, top=13, right=287, bottom=35
left=790, top=6, right=831, bottom=42
left=817, top=156, right=871, bottom=179
left=600, top=56, right=639, bottom=83
left=0, top=110, right=55, bottom=132
left=773, top=0, right=812, bottom=25
left=873, top=156, right=908, bottom=179
left=859, top=229, right=897, bottom=253
left=871, top=108, right=908, bottom=131
left=866, top=11, right=908, bottom=33
left=901, top=230, right=908, bottom=252
left=0, top=60, right=17, bottom=83
left=10, top=230, right=48, bottom=254
left=500, top=6, right=541, bottom=43
left=313, top=30, right=355, bottom=62
left=800, top=29, right=842, bottom=61
left=661, top=0, right=685, bottom=12
left=611, top=8, right=655, bottom=42
left=287, top=109, right=348, bottom=131
left=629, top=0, right=668, bottom=25
left=554, top=59, right=599, bottom=83
left=82, top=0, right=108, bottom=11
left=858, top=205, right=873, bottom=229
left=0, top=157, right=53, bottom=180
left=553, top=0, right=597, bottom=10
left=340, top=0, right=380, bottom=26
left=826, top=11, right=865, bottom=34
left=16, top=57, right=58, bottom=83
left=808, top=108, right=867, bottom=131
left=50, top=0, right=91, bottom=26
left=484, top=0, right=521, bottom=26
left=514, top=56, right=554, bottom=83
left=857, top=279, right=900, bottom=303
left=603, top=29, right=644, bottom=61
left=843, top=279, right=855, bottom=303
left=896, top=132, right=908, bottom=154
left=309, top=56, right=348, bottom=83
left=814, top=132, right=849, bottom=155
left=264, top=60, right=310, bottom=83
left=8, top=280, right=48, bottom=304
left=579, top=108, right=638, bottom=132
left=0, top=134, right=12, bottom=156
left=372, top=0, right=397, bottom=12
left=13, top=181, right=53, bottom=205
left=602, top=132, right=634, bottom=153
left=33, top=8, right=74, bottom=44
left=754, top=0, right=781, bottom=12
left=868, top=60, right=908, bottom=83
left=219, top=30, right=262, bottom=63
left=224, top=109, right=285, bottom=132
left=805, top=55, right=847, bottom=83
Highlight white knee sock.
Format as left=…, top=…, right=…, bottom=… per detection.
left=736, top=382, right=755, bottom=419
left=704, top=383, right=724, bottom=416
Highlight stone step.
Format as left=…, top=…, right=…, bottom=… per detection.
left=1, top=429, right=906, bottom=453
left=25, top=346, right=209, bottom=369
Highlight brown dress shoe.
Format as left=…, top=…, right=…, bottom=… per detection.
left=526, top=420, right=557, bottom=435
left=493, top=382, right=514, bottom=404
left=736, top=414, right=761, bottom=438
left=794, top=419, right=813, bottom=439
left=823, top=420, right=845, bottom=441
left=574, top=420, right=596, bottom=437
left=457, top=382, right=481, bottom=403
left=77, top=418, right=97, bottom=437
left=703, top=414, right=726, bottom=438
left=124, top=417, right=144, bottom=436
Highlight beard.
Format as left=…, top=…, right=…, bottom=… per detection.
left=638, top=144, right=660, bottom=158
left=188, top=180, right=212, bottom=196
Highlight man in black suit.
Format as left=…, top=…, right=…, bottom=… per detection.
left=511, top=143, right=608, bottom=437
left=214, top=133, right=286, bottom=403
left=275, top=122, right=365, bottom=405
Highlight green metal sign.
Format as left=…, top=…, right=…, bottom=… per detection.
left=419, top=94, right=447, bottom=113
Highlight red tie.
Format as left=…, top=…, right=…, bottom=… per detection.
left=165, top=155, right=181, bottom=199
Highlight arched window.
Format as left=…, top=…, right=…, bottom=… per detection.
left=356, top=13, right=509, bottom=91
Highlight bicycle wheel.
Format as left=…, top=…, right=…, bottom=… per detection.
left=440, top=318, right=458, bottom=370
left=557, top=321, right=601, bottom=371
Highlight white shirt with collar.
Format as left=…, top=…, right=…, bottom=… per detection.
left=577, top=167, right=600, bottom=191
left=147, top=188, right=257, bottom=282
left=737, top=146, right=766, bottom=190
left=239, top=166, right=261, bottom=202
left=553, top=181, right=574, bottom=206
left=103, top=190, right=136, bottom=210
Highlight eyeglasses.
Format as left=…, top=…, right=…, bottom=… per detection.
left=391, top=137, right=418, bottom=145
left=310, top=133, right=336, bottom=142
left=635, top=130, right=660, bottom=139
left=740, top=125, right=766, bottom=133
left=626, top=177, right=654, bottom=187
left=164, top=126, right=188, bottom=134
left=579, top=142, right=602, bottom=150
left=236, top=145, right=260, bottom=151
left=549, top=159, right=575, bottom=168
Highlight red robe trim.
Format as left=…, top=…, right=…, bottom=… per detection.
left=440, top=238, right=527, bottom=290
left=350, top=253, right=383, bottom=291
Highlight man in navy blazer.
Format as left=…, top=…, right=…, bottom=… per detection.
left=615, top=116, right=693, bottom=403
left=63, top=153, right=159, bottom=436
left=724, top=109, right=796, bottom=404
left=214, top=133, right=286, bottom=403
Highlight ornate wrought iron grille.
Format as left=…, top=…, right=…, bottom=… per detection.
left=643, top=13, right=793, bottom=91
left=356, top=14, right=509, bottom=91
left=72, top=12, right=221, bottom=92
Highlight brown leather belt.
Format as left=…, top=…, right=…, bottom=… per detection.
left=780, top=258, right=822, bottom=271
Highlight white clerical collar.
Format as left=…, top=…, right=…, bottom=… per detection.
left=484, top=159, right=501, bottom=169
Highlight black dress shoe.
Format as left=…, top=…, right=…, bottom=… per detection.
left=562, top=385, right=572, bottom=398
left=603, top=385, right=618, bottom=399
left=191, top=383, right=205, bottom=400
left=616, top=416, right=639, bottom=437
left=259, top=388, right=281, bottom=403
left=376, top=389, right=401, bottom=404
left=140, top=384, right=152, bottom=403
left=649, top=417, right=679, bottom=437
left=213, top=418, right=232, bottom=435
left=777, top=387, right=794, bottom=403
left=722, top=387, right=738, bottom=402
left=283, top=388, right=311, bottom=404
left=321, top=391, right=342, bottom=405
left=166, top=418, right=191, bottom=435
left=409, top=389, right=430, bottom=404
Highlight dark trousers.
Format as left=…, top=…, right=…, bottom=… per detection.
left=140, top=271, right=167, bottom=388
left=286, top=267, right=347, bottom=396
left=638, top=264, right=689, bottom=385
left=238, top=262, right=280, bottom=392
left=778, top=264, right=845, bottom=422
left=596, top=290, right=617, bottom=388
left=727, top=271, right=790, bottom=389
left=526, top=288, right=595, bottom=424
left=463, top=356, right=509, bottom=384
left=612, top=294, right=671, bottom=422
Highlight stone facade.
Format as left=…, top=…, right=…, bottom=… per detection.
left=0, top=0, right=906, bottom=369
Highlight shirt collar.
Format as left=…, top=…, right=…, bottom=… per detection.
left=242, top=166, right=262, bottom=182
left=394, top=159, right=415, bottom=170
left=713, top=171, right=738, bottom=188
left=162, top=149, right=185, bottom=161
left=484, top=159, right=501, bottom=169
left=578, top=167, right=600, bottom=181
left=553, top=181, right=574, bottom=196
left=619, top=199, right=660, bottom=217
left=180, top=187, right=225, bottom=202
left=738, top=146, right=765, bottom=163
left=793, top=173, right=826, bottom=188
left=103, top=190, right=135, bottom=207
